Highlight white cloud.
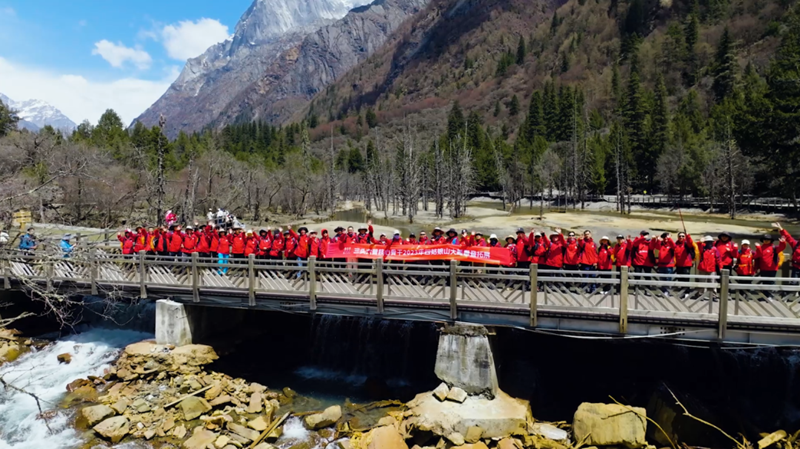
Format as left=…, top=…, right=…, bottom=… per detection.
left=161, top=18, right=229, bottom=60
left=0, top=57, right=175, bottom=125
left=92, top=40, right=152, bottom=70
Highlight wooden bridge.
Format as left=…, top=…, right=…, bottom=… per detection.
left=4, top=249, right=800, bottom=346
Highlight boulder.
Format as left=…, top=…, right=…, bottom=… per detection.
left=173, top=424, right=187, bottom=439
left=247, top=392, right=263, bottom=413
left=462, top=444, right=490, bottom=449
left=304, top=405, right=342, bottom=429
left=0, top=343, right=21, bottom=362
left=446, top=432, right=465, bottom=445
left=183, top=428, right=218, bottom=449
left=210, top=395, right=232, bottom=407
left=366, top=425, right=409, bottom=449
left=446, top=387, right=468, bottom=403
left=573, top=403, right=647, bottom=449
left=498, top=438, right=521, bottom=449
left=433, top=383, right=449, bottom=402
left=93, top=416, right=130, bottom=443
left=80, top=404, right=116, bottom=426
left=205, top=383, right=223, bottom=401
left=57, top=353, right=72, bottom=364
left=214, top=435, right=230, bottom=449
left=248, top=415, right=269, bottom=431
left=228, top=422, right=260, bottom=442
left=111, top=397, right=129, bottom=414
left=465, top=426, right=484, bottom=443
left=530, top=423, right=569, bottom=441
left=253, top=444, right=278, bottom=449
left=180, top=396, right=212, bottom=421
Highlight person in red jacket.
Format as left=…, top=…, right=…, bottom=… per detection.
left=504, top=236, right=518, bottom=268
left=630, top=231, right=655, bottom=273
left=196, top=226, right=212, bottom=258
left=430, top=227, right=446, bottom=244
left=117, top=230, right=135, bottom=256
left=652, top=232, right=676, bottom=276
left=290, top=226, right=311, bottom=259
left=777, top=223, right=800, bottom=279
left=697, top=236, right=721, bottom=275
left=133, top=227, right=148, bottom=254
left=355, top=224, right=374, bottom=244
left=755, top=233, right=787, bottom=284
left=216, top=229, right=231, bottom=274
left=418, top=231, right=430, bottom=245
left=309, top=230, right=321, bottom=259
left=715, top=232, right=738, bottom=271
left=257, top=229, right=272, bottom=260
left=613, top=235, right=631, bottom=270
left=269, top=230, right=284, bottom=260
left=578, top=230, right=598, bottom=269
left=230, top=227, right=246, bottom=260
left=674, top=232, right=695, bottom=277
left=167, top=225, right=184, bottom=260
left=530, top=233, right=549, bottom=266
left=244, top=230, right=258, bottom=258
left=407, top=233, right=419, bottom=245
left=473, top=232, right=488, bottom=247
left=319, top=229, right=331, bottom=260
left=597, top=236, right=613, bottom=292
left=209, top=226, right=220, bottom=259
left=488, top=234, right=502, bottom=248
left=541, top=230, right=565, bottom=271
left=736, top=240, right=756, bottom=281
left=514, top=228, right=534, bottom=269
left=283, top=230, right=298, bottom=270
left=182, top=226, right=199, bottom=258
left=152, top=227, right=168, bottom=257
left=563, top=232, right=580, bottom=272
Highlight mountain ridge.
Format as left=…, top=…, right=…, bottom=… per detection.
left=0, top=93, right=77, bottom=131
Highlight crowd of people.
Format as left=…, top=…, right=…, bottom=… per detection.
left=107, top=220, right=800, bottom=281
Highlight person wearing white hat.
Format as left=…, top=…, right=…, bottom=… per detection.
left=597, top=236, right=613, bottom=292
left=735, top=239, right=755, bottom=280
left=697, top=236, right=721, bottom=275
left=488, top=234, right=501, bottom=247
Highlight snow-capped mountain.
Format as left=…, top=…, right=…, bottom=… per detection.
left=134, top=0, right=371, bottom=137
left=0, top=93, right=77, bottom=131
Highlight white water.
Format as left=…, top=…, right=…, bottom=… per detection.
left=0, top=329, right=152, bottom=449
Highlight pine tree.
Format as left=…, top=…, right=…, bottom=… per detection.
left=365, top=108, right=378, bottom=128
left=625, top=71, right=647, bottom=171
left=684, top=5, right=700, bottom=86
left=550, top=12, right=560, bottom=35
left=447, top=101, right=466, bottom=143
left=0, top=99, right=19, bottom=137
left=525, top=91, right=546, bottom=143
left=516, top=36, right=527, bottom=65
left=543, top=81, right=559, bottom=141
left=509, top=95, right=521, bottom=116
left=494, top=100, right=501, bottom=117
left=712, top=27, right=737, bottom=102
left=611, top=63, right=622, bottom=113
left=647, top=75, right=670, bottom=189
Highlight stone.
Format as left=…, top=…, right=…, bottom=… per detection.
left=144, top=429, right=156, bottom=440
left=57, top=353, right=72, bottom=364
left=161, top=417, right=175, bottom=432
left=446, top=432, right=465, bottom=445
left=407, top=389, right=529, bottom=439
left=183, top=428, right=218, bottom=449
left=248, top=415, right=269, bottom=431
left=210, top=395, right=232, bottom=407
left=377, top=416, right=396, bottom=427
left=464, top=426, right=483, bottom=443
left=434, top=323, right=499, bottom=398
left=462, top=444, right=489, bottom=449
left=133, top=398, right=151, bottom=413
left=205, top=383, right=223, bottom=401
left=530, top=423, right=569, bottom=441
left=366, top=425, right=409, bottom=449
left=335, top=440, right=353, bottom=449
left=111, top=397, right=129, bottom=414
left=172, top=424, right=187, bottom=439
left=215, top=435, right=231, bottom=448
left=93, top=416, right=130, bottom=444
left=180, top=396, right=212, bottom=421
left=0, top=343, right=21, bottom=362
left=433, top=383, right=449, bottom=402
left=247, top=392, right=263, bottom=413
left=573, top=403, right=647, bottom=449
left=229, top=422, right=261, bottom=442
left=253, top=444, right=277, bottom=449
left=498, top=438, right=520, bottom=449
left=446, top=387, right=468, bottom=403
left=80, top=404, right=116, bottom=426
left=304, top=405, right=342, bottom=429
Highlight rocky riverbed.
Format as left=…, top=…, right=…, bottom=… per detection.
left=51, top=338, right=655, bottom=449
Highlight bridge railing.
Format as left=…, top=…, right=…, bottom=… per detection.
left=5, top=250, right=800, bottom=338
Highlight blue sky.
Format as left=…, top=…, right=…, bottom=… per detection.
left=0, top=0, right=252, bottom=124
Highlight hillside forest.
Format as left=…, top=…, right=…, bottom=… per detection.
left=1, top=0, right=799, bottom=228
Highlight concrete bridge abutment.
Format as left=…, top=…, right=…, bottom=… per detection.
left=156, top=299, right=246, bottom=346
left=434, top=322, right=499, bottom=398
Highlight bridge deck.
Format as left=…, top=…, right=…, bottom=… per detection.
left=4, top=250, right=800, bottom=346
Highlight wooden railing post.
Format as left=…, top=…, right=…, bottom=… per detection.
left=45, top=254, right=53, bottom=293
left=248, top=254, right=256, bottom=306
left=619, top=266, right=629, bottom=334
left=530, top=263, right=538, bottom=327
left=309, top=256, right=317, bottom=311
left=376, top=258, right=384, bottom=314
left=718, top=269, right=729, bottom=340
left=88, top=250, right=98, bottom=295
left=191, top=252, right=200, bottom=303
left=449, top=260, right=458, bottom=321
left=139, top=250, right=147, bottom=299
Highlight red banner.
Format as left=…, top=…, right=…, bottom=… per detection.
left=323, top=243, right=515, bottom=266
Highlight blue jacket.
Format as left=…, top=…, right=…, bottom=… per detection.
left=60, top=240, right=74, bottom=256
left=19, top=234, right=36, bottom=250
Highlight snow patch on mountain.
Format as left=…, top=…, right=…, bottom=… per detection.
left=0, top=93, right=77, bottom=131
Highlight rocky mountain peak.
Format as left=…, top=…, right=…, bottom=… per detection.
left=0, top=92, right=77, bottom=132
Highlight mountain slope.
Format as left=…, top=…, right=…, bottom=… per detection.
left=0, top=93, right=76, bottom=131
left=214, top=0, right=430, bottom=127
left=134, top=0, right=371, bottom=138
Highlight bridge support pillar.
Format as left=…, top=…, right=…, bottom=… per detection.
left=434, top=322, right=499, bottom=399
left=156, top=300, right=194, bottom=346
left=156, top=299, right=247, bottom=346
